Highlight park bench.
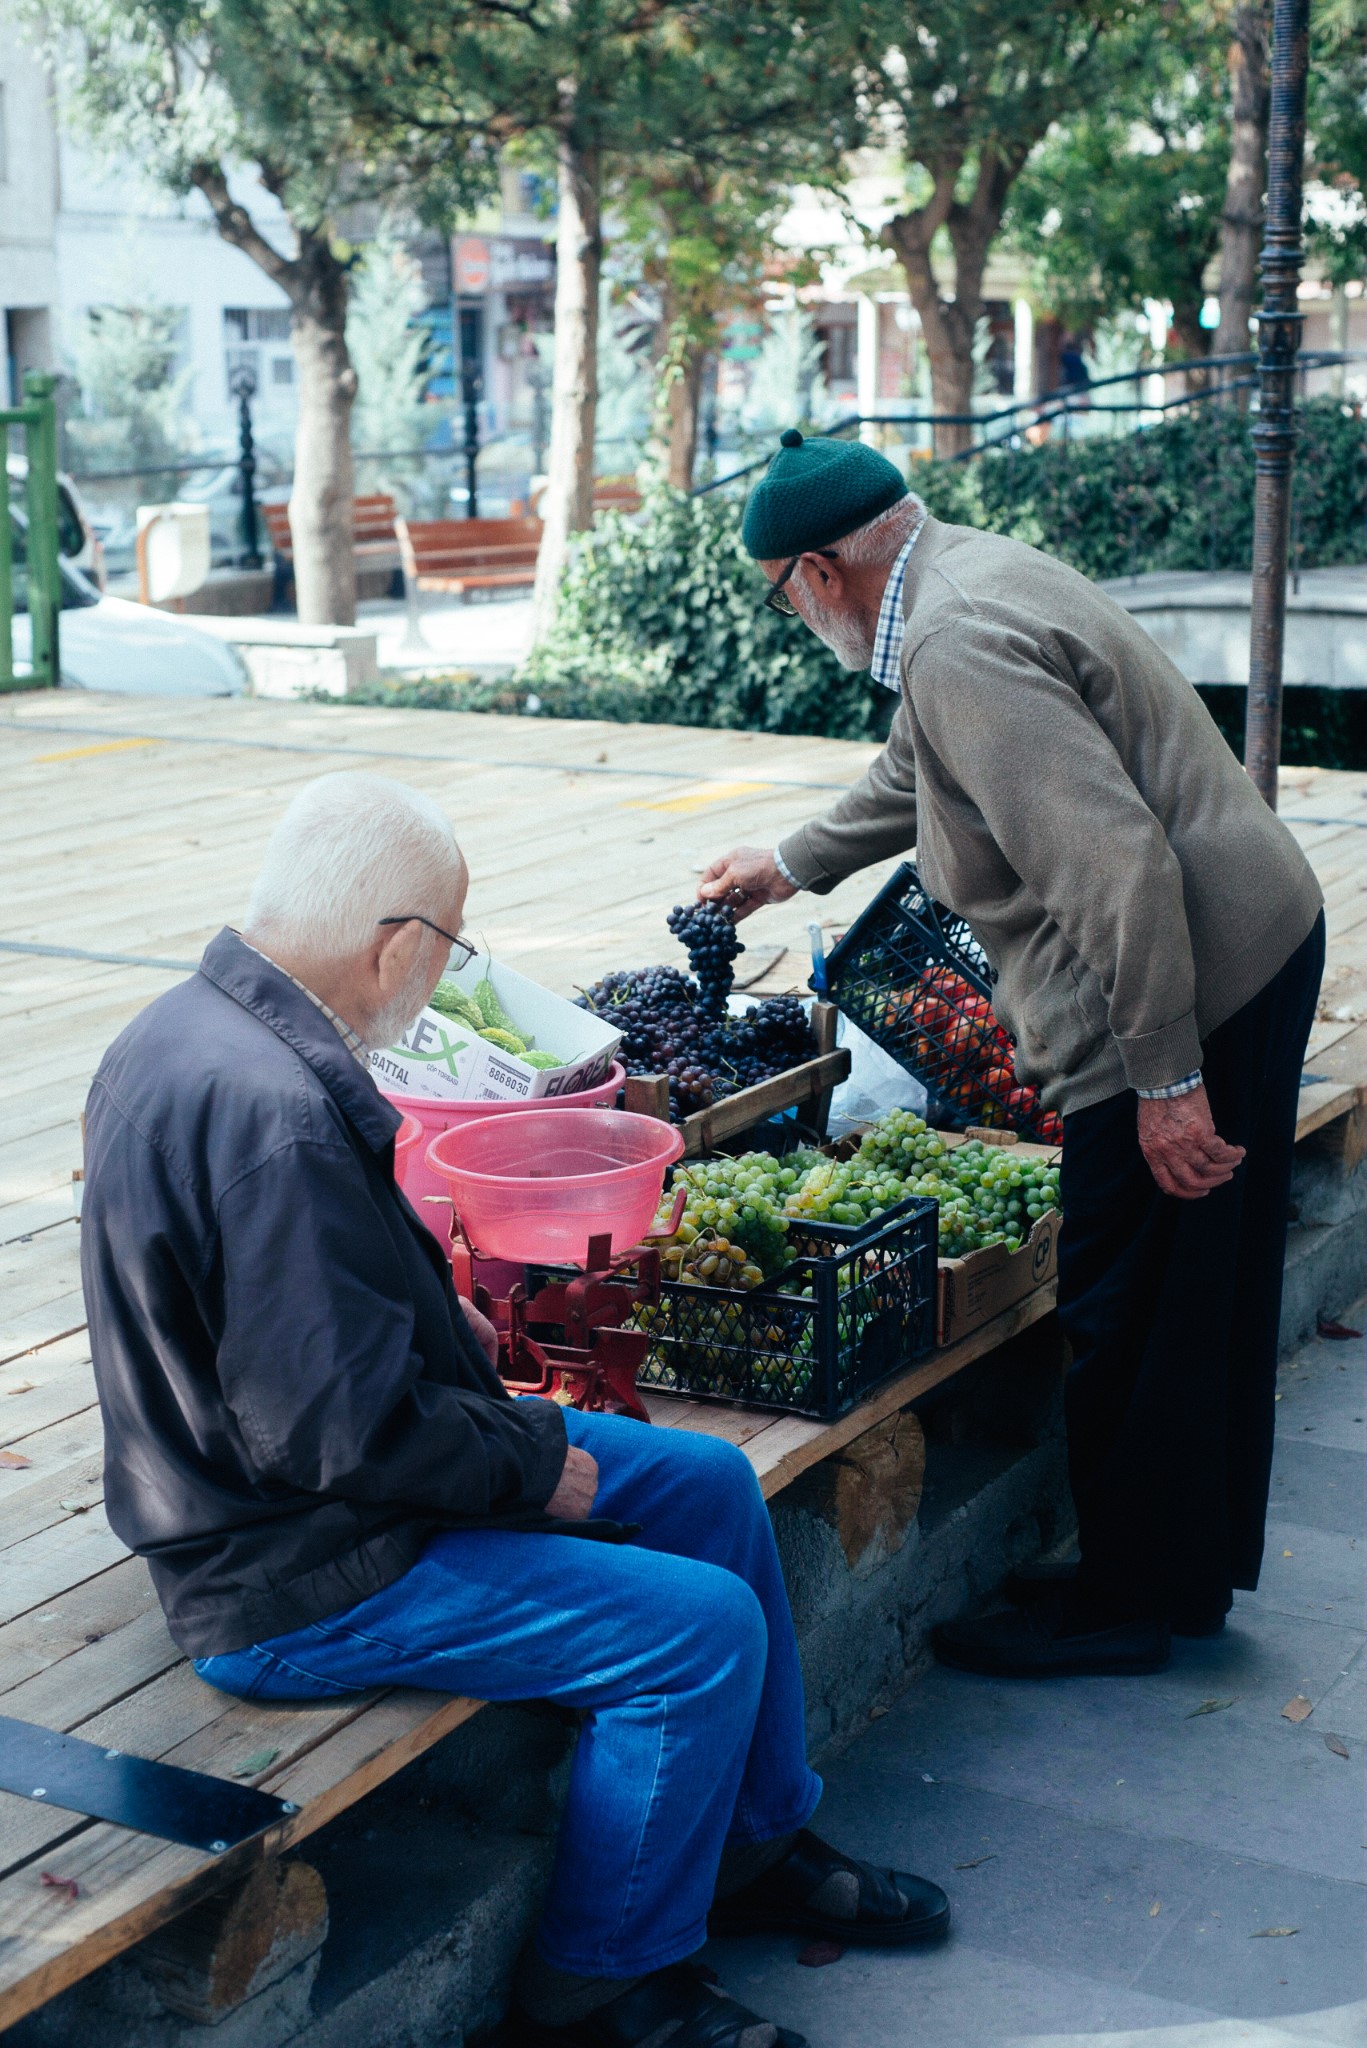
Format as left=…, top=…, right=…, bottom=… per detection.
left=262, top=495, right=401, bottom=605
left=3, top=1038, right=1363, bottom=2031
left=395, top=515, right=543, bottom=605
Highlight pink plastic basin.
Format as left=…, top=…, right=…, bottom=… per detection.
left=394, top=1114, right=424, bottom=1181
left=384, top=1063, right=626, bottom=1212
left=426, top=1107, right=684, bottom=1265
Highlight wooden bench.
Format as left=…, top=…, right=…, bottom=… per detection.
left=395, top=515, right=542, bottom=603
left=262, top=496, right=401, bottom=606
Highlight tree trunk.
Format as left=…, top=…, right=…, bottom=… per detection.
left=665, top=335, right=705, bottom=491
left=884, top=153, right=1007, bottom=459
left=1213, top=2, right=1271, bottom=384
left=531, top=123, right=601, bottom=644
left=288, top=235, right=357, bottom=626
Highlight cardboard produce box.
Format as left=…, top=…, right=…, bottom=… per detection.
left=936, top=1206, right=1060, bottom=1347
left=370, top=953, right=622, bottom=1104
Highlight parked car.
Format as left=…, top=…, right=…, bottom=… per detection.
left=8, top=506, right=247, bottom=697
left=7, top=455, right=106, bottom=589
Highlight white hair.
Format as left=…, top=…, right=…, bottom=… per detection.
left=836, top=493, right=926, bottom=568
left=245, top=772, right=464, bottom=963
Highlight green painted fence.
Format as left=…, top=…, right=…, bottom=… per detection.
left=1, top=372, right=61, bottom=691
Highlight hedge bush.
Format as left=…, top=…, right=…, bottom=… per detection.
left=917, top=397, right=1366, bottom=582
left=518, top=487, right=891, bottom=739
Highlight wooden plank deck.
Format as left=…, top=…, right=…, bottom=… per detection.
left=0, top=691, right=1363, bottom=2028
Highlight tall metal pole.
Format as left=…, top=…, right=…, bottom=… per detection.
left=1244, top=0, right=1310, bottom=810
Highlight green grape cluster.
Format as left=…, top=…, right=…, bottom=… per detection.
left=662, top=1154, right=800, bottom=1278
left=895, top=1137, right=1062, bottom=1259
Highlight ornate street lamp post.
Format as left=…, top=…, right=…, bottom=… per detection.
left=227, top=362, right=264, bottom=572
left=1244, top=0, right=1311, bottom=810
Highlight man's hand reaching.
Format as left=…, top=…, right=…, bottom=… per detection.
left=1138, top=1085, right=1245, bottom=1199
left=545, top=1445, right=599, bottom=1521
left=697, top=846, right=798, bottom=923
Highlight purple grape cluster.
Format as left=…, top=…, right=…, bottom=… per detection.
left=578, top=916, right=817, bottom=1120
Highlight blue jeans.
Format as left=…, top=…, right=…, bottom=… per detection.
left=195, top=1408, right=822, bottom=1976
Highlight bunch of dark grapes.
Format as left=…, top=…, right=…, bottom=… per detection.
left=576, top=913, right=818, bottom=1122
left=666, top=902, right=744, bottom=1018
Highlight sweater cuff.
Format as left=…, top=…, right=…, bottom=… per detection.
left=1117, top=1012, right=1204, bottom=1094
left=775, top=826, right=839, bottom=896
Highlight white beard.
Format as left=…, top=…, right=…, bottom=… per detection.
left=365, top=955, right=441, bottom=1052
left=804, top=593, right=876, bottom=672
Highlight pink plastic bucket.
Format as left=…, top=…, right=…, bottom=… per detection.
left=393, top=1114, right=424, bottom=1182
left=384, top=1062, right=626, bottom=1212
left=426, top=1107, right=684, bottom=1265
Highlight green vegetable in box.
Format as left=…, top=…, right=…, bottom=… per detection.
left=427, top=978, right=566, bottom=1067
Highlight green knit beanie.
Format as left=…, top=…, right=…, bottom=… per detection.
left=741, top=428, right=908, bottom=561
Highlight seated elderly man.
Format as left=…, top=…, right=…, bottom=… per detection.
left=82, top=772, right=948, bottom=2048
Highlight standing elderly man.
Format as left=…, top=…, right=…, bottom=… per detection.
left=701, top=430, right=1324, bottom=1679
left=82, top=771, right=949, bottom=2048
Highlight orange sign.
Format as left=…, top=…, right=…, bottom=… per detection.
left=453, top=237, right=491, bottom=294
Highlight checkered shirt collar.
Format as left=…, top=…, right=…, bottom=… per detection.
left=869, top=515, right=926, bottom=693
left=242, top=942, right=372, bottom=1067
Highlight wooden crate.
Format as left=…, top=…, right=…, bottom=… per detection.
left=622, top=1002, right=849, bottom=1156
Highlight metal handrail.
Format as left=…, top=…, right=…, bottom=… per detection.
left=690, top=349, right=1365, bottom=496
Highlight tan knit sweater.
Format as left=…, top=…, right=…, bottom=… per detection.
left=778, top=517, right=1323, bottom=1114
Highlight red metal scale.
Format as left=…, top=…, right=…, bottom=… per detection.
left=443, top=1189, right=687, bottom=1424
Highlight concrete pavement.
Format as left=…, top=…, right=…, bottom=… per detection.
left=706, top=1306, right=1366, bottom=2048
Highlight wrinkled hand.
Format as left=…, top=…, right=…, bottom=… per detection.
left=697, top=846, right=798, bottom=923
left=545, top=1445, right=599, bottom=1522
left=460, top=1300, right=501, bottom=1369
left=1137, top=1085, right=1245, bottom=1199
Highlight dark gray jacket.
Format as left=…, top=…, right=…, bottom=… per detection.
left=82, top=930, right=569, bottom=1657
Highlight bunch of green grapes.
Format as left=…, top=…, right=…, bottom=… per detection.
left=852, top=1108, right=950, bottom=1175
left=782, top=1155, right=912, bottom=1230
left=658, top=1154, right=798, bottom=1278
left=900, top=1139, right=1061, bottom=1258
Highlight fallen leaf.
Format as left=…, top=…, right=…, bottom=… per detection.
left=4, top=1381, right=35, bottom=1396
left=797, top=1941, right=845, bottom=1968
left=1316, top=1316, right=1362, bottom=1340
left=953, top=1854, right=997, bottom=1870
left=1186, top=1697, right=1236, bottom=1718
left=1282, top=1695, right=1314, bottom=1723
left=0, top=1448, right=32, bottom=1469
left=1324, top=1733, right=1350, bottom=1759
left=40, top=1872, right=79, bottom=1903
left=867, top=1703, right=889, bottom=1721
left=230, top=1747, right=281, bottom=1779
left=1250, top=1927, right=1299, bottom=1939
left=1149, top=1900, right=1162, bottom=1917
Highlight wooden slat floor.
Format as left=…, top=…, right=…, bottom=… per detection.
left=0, top=691, right=1363, bottom=2027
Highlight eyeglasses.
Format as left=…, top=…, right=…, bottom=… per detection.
left=763, top=548, right=838, bottom=616
left=377, top=916, right=477, bottom=971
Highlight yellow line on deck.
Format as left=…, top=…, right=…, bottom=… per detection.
left=32, top=738, right=160, bottom=764
left=624, top=779, right=775, bottom=815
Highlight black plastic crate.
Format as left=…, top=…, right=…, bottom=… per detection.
left=823, top=863, right=1062, bottom=1146
left=630, top=1196, right=938, bottom=1420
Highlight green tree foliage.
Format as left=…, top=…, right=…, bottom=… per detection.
left=1305, top=0, right=1367, bottom=286
left=918, top=399, right=1366, bottom=579
left=347, top=230, right=446, bottom=515
left=63, top=299, right=193, bottom=489
left=1006, top=2, right=1230, bottom=361
left=520, top=487, right=889, bottom=736
left=861, top=0, right=1136, bottom=453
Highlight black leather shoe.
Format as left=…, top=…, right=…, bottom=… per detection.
left=1004, top=1561, right=1079, bottom=1605
left=1170, top=1609, right=1227, bottom=1639
left=933, top=1598, right=1170, bottom=1677
left=502, top=1964, right=808, bottom=2047
left=709, top=1828, right=950, bottom=1947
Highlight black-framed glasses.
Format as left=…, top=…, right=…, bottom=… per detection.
left=377, top=915, right=476, bottom=971
left=762, top=548, right=838, bottom=616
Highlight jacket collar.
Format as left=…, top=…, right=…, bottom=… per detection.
left=198, top=929, right=401, bottom=1155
